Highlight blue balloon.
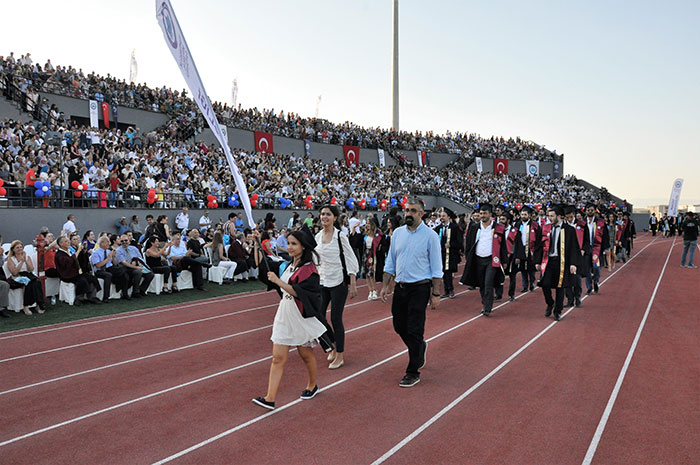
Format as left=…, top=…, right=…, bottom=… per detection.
left=46, top=189, right=52, bottom=196
left=228, top=199, right=235, bottom=207
left=281, top=202, right=288, bottom=209
left=390, top=198, right=397, bottom=206
left=35, top=181, right=44, bottom=189
left=233, top=193, right=238, bottom=200
left=370, top=198, right=377, bottom=207
left=35, top=189, right=44, bottom=198
left=233, top=200, right=240, bottom=207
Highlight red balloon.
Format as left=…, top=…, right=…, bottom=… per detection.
left=147, top=197, right=156, bottom=204
left=82, top=184, right=88, bottom=191
left=212, top=202, right=218, bottom=209
left=0, top=187, right=6, bottom=196
left=330, top=199, right=337, bottom=206
left=250, top=199, right=257, bottom=207
left=71, top=180, right=79, bottom=189
left=381, top=204, right=387, bottom=211
left=207, top=201, right=213, bottom=208
left=0, top=178, right=4, bottom=187
left=251, top=193, right=259, bottom=200
left=207, top=195, right=215, bottom=202
left=73, top=191, right=82, bottom=198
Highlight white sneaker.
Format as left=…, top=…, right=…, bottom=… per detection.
left=369, top=290, right=378, bottom=300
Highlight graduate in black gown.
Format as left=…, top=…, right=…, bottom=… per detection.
left=434, top=207, right=463, bottom=298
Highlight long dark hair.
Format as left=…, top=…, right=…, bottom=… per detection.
left=289, top=230, right=318, bottom=267
left=320, top=204, right=341, bottom=229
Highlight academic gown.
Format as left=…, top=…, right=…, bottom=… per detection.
left=434, top=221, right=463, bottom=273
left=538, top=223, right=582, bottom=289
left=512, top=220, right=542, bottom=271
left=460, top=223, right=509, bottom=288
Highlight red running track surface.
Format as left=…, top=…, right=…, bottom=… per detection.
left=0, top=234, right=695, bottom=465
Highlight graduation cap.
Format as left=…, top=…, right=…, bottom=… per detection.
left=442, top=207, right=457, bottom=220
left=494, top=204, right=505, bottom=212
left=550, top=204, right=565, bottom=216
left=520, top=205, right=534, bottom=215
left=479, top=203, right=493, bottom=213
left=299, top=223, right=317, bottom=248
left=501, top=211, right=513, bottom=222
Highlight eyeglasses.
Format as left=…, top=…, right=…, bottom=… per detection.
left=405, top=208, right=421, bottom=213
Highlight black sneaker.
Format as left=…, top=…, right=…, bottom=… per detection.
left=586, top=289, right=592, bottom=296
left=419, top=341, right=428, bottom=370
left=252, top=397, right=275, bottom=410
left=593, top=283, right=599, bottom=294
left=509, top=296, right=515, bottom=302
left=300, top=385, right=319, bottom=400
left=399, top=374, right=420, bottom=388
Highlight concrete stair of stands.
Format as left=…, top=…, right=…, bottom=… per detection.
left=0, top=96, right=27, bottom=122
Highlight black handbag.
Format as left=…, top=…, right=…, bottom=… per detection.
left=337, top=232, right=351, bottom=285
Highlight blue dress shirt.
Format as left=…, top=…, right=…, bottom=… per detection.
left=384, top=222, right=443, bottom=283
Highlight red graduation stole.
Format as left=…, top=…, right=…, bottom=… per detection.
left=288, top=262, right=318, bottom=315
left=591, top=218, right=605, bottom=266
left=574, top=220, right=585, bottom=249
left=491, top=223, right=505, bottom=268
left=506, top=226, right=518, bottom=255
left=540, top=223, right=552, bottom=275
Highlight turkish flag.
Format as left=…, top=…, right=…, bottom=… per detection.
left=343, top=145, right=360, bottom=167
left=254, top=131, right=273, bottom=153
left=101, top=102, right=110, bottom=129
left=494, top=158, right=508, bottom=174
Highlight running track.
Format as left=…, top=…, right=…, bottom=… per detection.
left=1, top=233, right=697, bottom=464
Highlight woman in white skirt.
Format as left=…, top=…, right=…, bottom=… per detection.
left=252, top=228, right=327, bottom=410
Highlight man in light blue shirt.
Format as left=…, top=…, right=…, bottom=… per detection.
left=380, top=197, right=443, bottom=388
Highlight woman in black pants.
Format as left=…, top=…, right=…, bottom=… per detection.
left=144, top=236, right=178, bottom=293
left=314, top=205, right=359, bottom=369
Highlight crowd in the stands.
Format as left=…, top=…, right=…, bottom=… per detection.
left=1, top=51, right=560, bottom=159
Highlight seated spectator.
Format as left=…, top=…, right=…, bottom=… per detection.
left=168, top=232, right=207, bottom=291
left=5, top=240, right=45, bottom=314
left=0, top=237, right=10, bottom=318
left=129, top=215, right=143, bottom=240
left=54, top=236, right=101, bottom=305
left=81, top=230, right=97, bottom=252
left=115, top=234, right=154, bottom=299
left=90, top=235, right=128, bottom=303
left=144, top=236, right=179, bottom=293
left=227, top=231, right=250, bottom=279
left=209, top=231, right=237, bottom=282
left=186, top=229, right=211, bottom=266
left=275, top=227, right=291, bottom=261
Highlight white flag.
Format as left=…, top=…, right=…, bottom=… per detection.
left=130, top=49, right=138, bottom=83
left=89, top=100, right=99, bottom=128
left=417, top=150, right=424, bottom=167
left=231, top=78, right=238, bottom=108
left=525, top=160, right=539, bottom=176
left=377, top=148, right=385, bottom=167
left=156, top=0, right=254, bottom=227
left=475, top=157, right=483, bottom=173
left=667, top=178, right=684, bottom=217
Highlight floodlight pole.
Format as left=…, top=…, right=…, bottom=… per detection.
left=392, top=0, right=399, bottom=131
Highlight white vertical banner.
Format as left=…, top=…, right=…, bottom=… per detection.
left=89, top=100, right=99, bottom=128
left=417, top=150, right=423, bottom=167
left=667, top=178, right=683, bottom=217
left=130, top=49, right=138, bottom=83
left=525, top=159, right=539, bottom=176
left=156, top=0, right=254, bottom=227
left=475, top=157, right=483, bottom=173
left=377, top=148, right=385, bottom=167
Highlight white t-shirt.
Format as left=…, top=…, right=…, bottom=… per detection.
left=476, top=222, right=493, bottom=258
left=199, top=215, right=212, bottom=231
left=63, top=220, right=76, bottom=234
left=175, top=212, right=189, bottom=229
left=314, top=229, right=360, bottom=288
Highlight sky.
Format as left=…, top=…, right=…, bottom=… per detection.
left=2, top=0, right=698, bottom=208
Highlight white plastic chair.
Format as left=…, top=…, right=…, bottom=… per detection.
left=2, top=262, right=24, bottom=312
left=59, top=281, right=76, bottom=305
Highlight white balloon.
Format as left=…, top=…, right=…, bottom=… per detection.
left=78, top=184, right=84, bottom=190
left=42, top=186, right=49, bottom=192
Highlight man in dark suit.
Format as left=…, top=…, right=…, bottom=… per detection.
left=537, top=205, right=581, bottom=321
left=564, top=205, right=590, bottom=307
left=227, top=232, right=250, bottom=280
left=434, top=207, right=463, bottom=298
left=494, top=211, right=520, bottom=301
left=512, top=206, right=541, bottom=293
left=649, top=213, right=658, bottom=236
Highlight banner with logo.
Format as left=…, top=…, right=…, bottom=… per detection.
left=667, top=178, right=684, bottom=217
left=101, top=102, right=110, bottom=129
left=525, top=160, right=539, bottom=176
left=552, top=160, right=561, bottom=178
left=343, top=145, right=359, bottom=167
left=89, top=100, right=99, bottom=128
left=254, top=130, right=273, bottom=153
left=220, top=124, right=228, bottom=141
left=475, top=157, right=483, bottom=173
left=494, top=158, right=508, bottom=174
left=156, top=0, right=254, bottom=227
left=304, top=139, right=311, bottom=157
left=377, top=148, right=385, bottom=167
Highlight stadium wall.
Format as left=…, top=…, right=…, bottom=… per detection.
left=1, top=195, right=470, bottom=244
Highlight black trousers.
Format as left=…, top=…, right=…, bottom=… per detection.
left=151, top=265, right=178, bottom=286
left=61, top=274, right=100, bottom=298
left=321, top=283, right=347, bottom=352
left=542, top=286, right=566, bottom=316
left=443, top=270, right=454, bottom=294
left=95, top=267, right=128, bottom=299
left=391, top=282, right=430, bottom=376
left=650, top=225, right=657, bottom=236
left=565, top=273, right=582, bottom=301
left=178, top=257, right=204, bottom=288
left=123, top=267, right=154, bottom=295
left=476, top=256, right=496, bottom=312
left=520, top=260, right=536, bottom=290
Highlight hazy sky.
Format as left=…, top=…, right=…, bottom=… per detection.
left=2, top=0, right=698, bottom=207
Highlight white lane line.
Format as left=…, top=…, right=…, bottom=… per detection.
left=0, top=290, right=269, bottom=340
left=0, top=293, right=389, bottom=395
left=581, top=238, right=676, bottom=465
left=0, top=303, right=278, bottom=364
left=0, top=290, right=445, bottom=448
left=0, top=283, right=374, bottom=341
left=370, top=238, right=660, bottom=464
left=149, top=288, right=524, bottom=465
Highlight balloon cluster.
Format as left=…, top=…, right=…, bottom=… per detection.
left=206, top=195, right=219, bottom=209
left=147, top=189, right=158, bottom=205
left=34, top=181, right=52, bottom=198
left=330, top=197, right=337, bottom=206
left=380, top=199, right=388, bottom=211
left=359, top=198, right=366, bottom=210
left=346, top=197, right=354, bottom=210
left=250, top=193, right=258, bottom=207
left=305, top=195, right=313, bottom=209
left=0, top=178, right=5, bottom=197
left=279, top=197, right=292, bottom=209
left=228, top=193, right=240, bottom=208
left=71, top=180, right=88, bottom=198
left=400, top=196, right=408, bottom=210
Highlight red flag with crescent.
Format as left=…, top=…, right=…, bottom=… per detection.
left=101, top=102, right=110, bottom=129
left=344, top=145, right=360, bottom=167
left=254, top=131, right=273, bottom=153
left=494, top=158, right=508, bottom=174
